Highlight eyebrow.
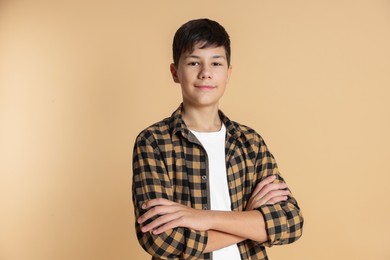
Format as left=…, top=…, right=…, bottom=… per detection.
left=186, top=55, right=226, bottom=60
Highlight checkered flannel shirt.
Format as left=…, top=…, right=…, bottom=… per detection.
left=132, top=104, right=303, bottom=260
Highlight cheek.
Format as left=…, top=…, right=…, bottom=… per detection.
left=226, top=74, right=231, bottom=84
left=220, top=74, right=230, bottom=85
left=179, top=71, right=193, bottom=84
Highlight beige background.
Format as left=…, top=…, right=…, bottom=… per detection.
left=1, top=0, right=389, bottom=259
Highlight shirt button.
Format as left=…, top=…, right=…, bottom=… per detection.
left=201, top=175, right=207, bottom=181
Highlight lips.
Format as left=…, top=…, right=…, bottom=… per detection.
left=195, top=85, right=215, bottom=90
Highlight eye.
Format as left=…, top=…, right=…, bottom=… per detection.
left=212, top=62, right=223, bottom=66
left=188, top=62, right=200, bottom=66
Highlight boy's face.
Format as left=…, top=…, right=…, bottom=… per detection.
left=170, top=43, right=232, bottom=109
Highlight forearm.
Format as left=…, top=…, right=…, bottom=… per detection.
left=137, top=199, right=270, bottom=254
left=203, top=230, right=245, bottom=253
left=207, top=210, right=268, bottom=243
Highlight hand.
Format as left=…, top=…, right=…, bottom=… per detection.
left=245, top=175, right=290, bottom=211
left=137, top=198, right=211, bottom=235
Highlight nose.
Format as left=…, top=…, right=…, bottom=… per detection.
left=198, top=65, right=212, bottom=79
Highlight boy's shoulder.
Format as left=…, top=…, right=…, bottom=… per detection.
left=218, top=110, right=263, bottom=143
left=228, top=119, right=258, bottom=135
left=135, top=116, right=173, bottom=142
left=228, top=119, right=264, bottom=145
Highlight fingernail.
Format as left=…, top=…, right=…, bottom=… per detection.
left=142, top=204, right=146, bottom=209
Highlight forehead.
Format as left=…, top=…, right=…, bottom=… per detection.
left=182, top=44, right=227, bottom=59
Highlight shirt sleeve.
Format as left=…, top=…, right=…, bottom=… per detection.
left=132, top=134, right=208, bottom=259
left=254, top=135, right=304, bottom=247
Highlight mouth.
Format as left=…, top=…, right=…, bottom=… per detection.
left=195, top=85, right=216, bottom=90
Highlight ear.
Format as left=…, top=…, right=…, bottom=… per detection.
left=170, top=63, right=180, bottom=83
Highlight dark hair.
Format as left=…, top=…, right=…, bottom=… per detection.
left=172, top=18, right=231, bottom=66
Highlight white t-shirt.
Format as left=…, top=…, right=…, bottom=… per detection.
left=190, top=124, right=241, bottom=260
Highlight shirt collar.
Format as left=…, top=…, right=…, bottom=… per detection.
left=170, top=103, right=241, bottom=139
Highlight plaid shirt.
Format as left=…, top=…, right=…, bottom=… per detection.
left=132, top=104, right=303, bottom=260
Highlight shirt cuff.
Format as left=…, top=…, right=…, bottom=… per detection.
left=257, top=204, right=288, bottom=247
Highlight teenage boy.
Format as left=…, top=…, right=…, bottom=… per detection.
left=132, top=18, right=303, bottom=260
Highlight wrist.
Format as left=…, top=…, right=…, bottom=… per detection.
left=204, top=210, right=218, bottom=230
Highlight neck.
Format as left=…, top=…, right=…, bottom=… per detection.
left=182, top=103, right=222, bottom=132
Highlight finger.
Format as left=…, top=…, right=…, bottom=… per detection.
left=251, top=175, right=276, bottom=197
left=141, top=212, right=181, bottom=233
left=251, top=189, right=290, bottom=208
left=248, top=182, right=285, bottom=206
left=255, top=182, right=288, bottom=201
left=247, top=181, right=288, bottom=210
left=141, top=198, right=174, bottom=210
left=245, top=199, right=257, bottom=211
left=257, top=189, right=289, bottom=202
left=264, top=195, right=289, bottom=205
left=246, top=189, right=288, bottom=210
left=138, top=204, right=179, bottom=224
left=255, top=190, right=290, bottom=205
left=152, top=217, right=184, bottom=235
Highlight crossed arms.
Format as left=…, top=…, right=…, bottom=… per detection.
left=132, top=133, right=304, bottom=259
left=137, top=175, right=289, bottom=253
